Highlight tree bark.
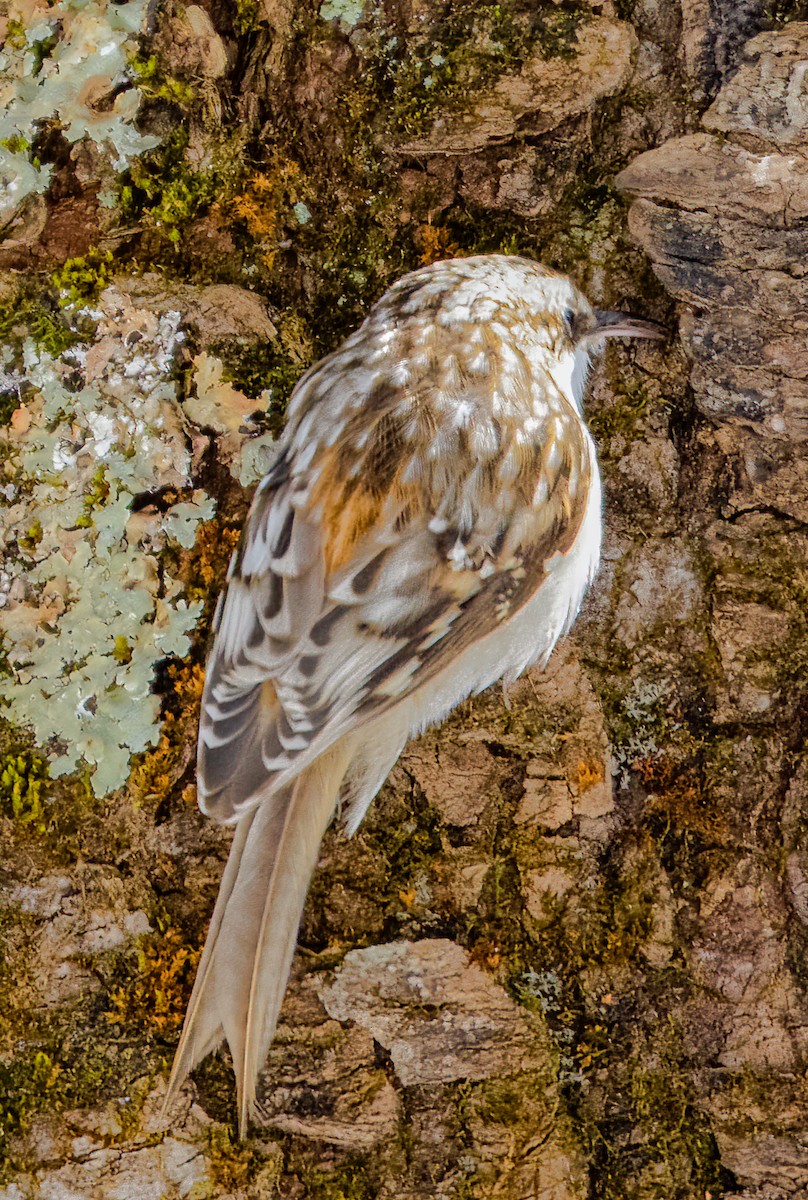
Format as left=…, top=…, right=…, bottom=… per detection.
left=1, top=2, right=807, bottom=1198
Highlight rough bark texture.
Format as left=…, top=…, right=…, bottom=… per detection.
left=1, top=1, right=808, bottom=1198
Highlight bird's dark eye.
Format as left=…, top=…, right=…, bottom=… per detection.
left=563, top=307, right=578, bottom=340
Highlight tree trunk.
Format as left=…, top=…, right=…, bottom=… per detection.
left=1, top=1, right=807, bottom=1197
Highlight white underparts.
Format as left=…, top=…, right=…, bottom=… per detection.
left=402, top=438, right=602, bottom=740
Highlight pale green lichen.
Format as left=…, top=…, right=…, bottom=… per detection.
left=236, top=434, right=277, bottom=487
left=320, top=0, right=365, bottom=27
left=0, top=286, right=215, bottom=795
left=0, top=0, right=159, bottom=224
left=610, top=676, right=682, bottom=783
left=184, top=351, right=276, bottom=487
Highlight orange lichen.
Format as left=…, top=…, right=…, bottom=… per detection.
left=106, top=928, right=201, bottom=1033
left=230, top=159, right=309, bottom=268
left=469, top=939, right=502, bottom=970
left=414, top=224, right=459, bottom=265
left=129, top=660, right=205, bottom=802
left=574, top=758, right=604, bottom=793
left=130, top=518, right=238, bottom=803
left=182, top=519, right=241, bottom=606
left=636, top=753, right=728, bottom=840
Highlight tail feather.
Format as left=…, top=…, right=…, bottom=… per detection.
left=162, top=810, right=257, bottom=1107
left=162, top=742, right=352, bottom=1133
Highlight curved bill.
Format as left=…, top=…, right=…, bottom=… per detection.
left=591, top=309, right=665, bottom=341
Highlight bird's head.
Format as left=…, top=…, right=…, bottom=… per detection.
left=514, top=262, right=662, bottom=348
left=515, top=263, right=664, bottom=413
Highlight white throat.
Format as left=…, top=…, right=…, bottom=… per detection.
left=546, top=346, right=592, bottom=414
left=570, top=348, right=592, bottom=412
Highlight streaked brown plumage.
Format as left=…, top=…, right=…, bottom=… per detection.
left=162, top=254, right=661, bottom=1133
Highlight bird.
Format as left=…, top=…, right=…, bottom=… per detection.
left=162, top=253, right=661, bottom=1134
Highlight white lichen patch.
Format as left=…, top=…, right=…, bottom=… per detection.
left=236, top=431, right=277, bottom=487
left=184, top=350, right=275, bottom=487
left=184, top=350, right=265, bottom=434
left=319, top=0, right=365, bottom=27
left=612, top=676, right=682, bottom=784
left=0, top=287, right=215, bottom=795
left=0, top=0, right=159, bottom=223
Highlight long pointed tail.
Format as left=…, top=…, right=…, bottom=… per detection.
left=162, top=741, right=352, bottom=1134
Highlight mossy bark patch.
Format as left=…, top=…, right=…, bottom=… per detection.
left=1, top=2, right=807, bottom=1198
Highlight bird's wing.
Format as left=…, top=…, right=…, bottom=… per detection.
left=198, top=325, right=593, bottom=823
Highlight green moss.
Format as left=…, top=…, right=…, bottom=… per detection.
left=0, top=722, right=97, bottom=860
left=121, top=132, right=216, bottom=244
left=708, top=1068, right=805, bottom=1138
left=707, top=522, right=808, bottom=698
left=584, top=642, right=737, bottom=863
left=529, top=850, right=658, bottom=975
left=128, top=52, right=197, bottom=106
left=0, top=927, right=188, bottom=1169
left=203, top=1124, right=283, bottom=1192
left=497, top=940, right=727, bottom=1199
left=52, top=249, right=114, bottom=306
left=232, top=0, right=261, bottom=34
left=588, top=373, right=653, bottom=450
left=533, top=7, right=588, bottom=58
left=0, top=292, right=80, bottom=382
left=281, top=168, right=413, bottom=357
left=0, top=1049, right=63, bottom=1166
left=374, top=787, right=445, bottom=908
left=442, top=678, right=581, bottom=757
left=303, top=1155, right=378, bottom=1200
left=208, top=1, right=617, bottom=364
left=0, top=388, right=18, bottom=432
left=579, top=1034, right=726, bottom=1200
left=119, top=126, right=247, bottom=250
left=75, top=464, right=111, bottom=529
left=0, top=1012, right=165, bottom=1175
left=425, top=151, right=662, bottom=306
left=307, top=771, right=445, bottom=943
left=474, top=1070, right=555, bottom=1127
left=765, top=0, right=808, bottom=23
left=486, top=833, right=725, bottom=1194
left=28, top=29, right=59, bottom=76
left=0, top=752, right=49, bottom=832
left=0, top=134, right=29, bottom=154
left=353, top=2, right=589, bottom=140
left=446, top=1069, right=584, bottom=1199
left=3, top=19, right=26, bottom=50
left=0, top=942, right=158, bottom=1170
